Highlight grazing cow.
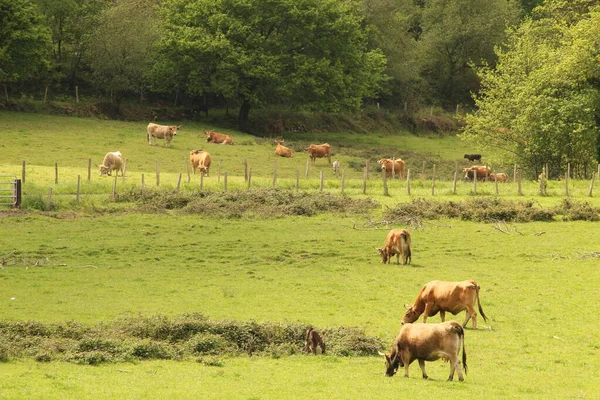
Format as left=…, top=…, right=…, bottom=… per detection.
left=98, top=151, right=123, bottom=177
left=463, top=154, right=482, bottom=162
left=274, top=140, right=292, bottom=158
left=402, top=280, right=488, bottom=329
left=463, top=165, right=492, bottom=181
left=378, top=158, right=405, bottom=179
left=304, top=327, right=326, bottom=355
left=379, top=321, right=467, bottom=381
left=306, top=143, right=331, bottom=164
left=332, top=159, right=340, bottom=176
left=189, top=149, right=212, bottom=176
left=377, top=229, right=411, bottom=265
left=205, top=130, right=234, bottom=145
left=489, top=172, right=508, bottom=183
left=147, top=123, right=181, bottom=147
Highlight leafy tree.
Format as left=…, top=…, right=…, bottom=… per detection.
left=152, top=0, right=387, bottom=132
left=462, top=2, right=600, bottom=178
left=86, top=0, right=160, bottom=104
left=0, top=0, right=51, bottom=85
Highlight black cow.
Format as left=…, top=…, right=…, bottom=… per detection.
left=463, top=154, right=482, bottom=162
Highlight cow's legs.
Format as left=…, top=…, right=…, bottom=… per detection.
left=395, top=253, right=400, bottom=265
left=448, top=355, right=464, bottom=382
left=439, top=310, right=446, bottom=322
left=422, top=303, right=432, bottom=323
left=463, top=306, right=477, bottom=328
left=418, top=360, right=428, bottom=379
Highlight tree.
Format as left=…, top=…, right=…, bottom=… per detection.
left=86, top=0, right=160, bottom=104
left=462, top=2, right=600, bottom=178
left=152, top=0, right=387, bottom=132
left=0, top=0, right=51, bottom=86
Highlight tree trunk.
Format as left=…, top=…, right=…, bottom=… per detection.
left=238, top=99, right=252, bottom=133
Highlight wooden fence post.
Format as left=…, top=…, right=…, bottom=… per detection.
left=88, top=158, right=92, bottom=181
left=123, top=159, right=128, bottom=178
left=406, top=169, right=411, bottom=196
left=365, top=160, right=370, bottom=180
left=44, top=85, right=49, bottom=103
left=272, top=160, right=278, bottom=187
left=55, top=163, right=58, bottom=184
left=431, top=164, right=436, bottom=196
left=391, top=157, right=396, bottom=179
left=319, top=170, right=324, bottom=193
left=421, top=161, right=426, bottom=180
left=224, top=172, right=228, bottom=191
left=453, top=171, right=458, bottom=194
left=382, top=168, right=388, bottom=196
left=176, top=173, right=182, bottom=191
left=186, top=159, right=190, bottom=183
left=341, top=169, right=345, bottom=195
left=112, top=175, right=117, bottom=199
left=141, top=173, right=145, bottom=189
left=75, top=86, right=79, bottom=103
left=156, top=160, right=160, bottom=186
left=588, top=173, right=595, bottom=197
left=244, top=159, right=248, bottom=182
left=305, top=159, right=310, bottom=178
left=518, top=170, right=523, bottom=196
left=565, top=163, right=570, bottom=196
left=362, top=166, right=367, bottom=195
left=76, top=175, right=81, bottom=202
left=473, top=171, right=477, bottom=194
left=22, top=161, right=26, bottom=184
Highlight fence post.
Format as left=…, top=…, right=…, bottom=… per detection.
left=112, top=175, right=117, bottom=199
left=431, top=164, right=436, bottom=196
left=44, top=85, right=49, bottom=103
left=224, top=172, right=228, bottom=191
left=141, top=173, right=145, bottom=189
left=382, top=168, right=388, bottom=196
left=248, top=168, right=252, bottom=190
left=156, top=160, right=160, bottom=186
left=55, top=163, right=58, bottom=184
left=272, top=160, right=278, bottom=187
left=186, top=159, right=190, bottom=183
left=244, top=159, right=248, bottom=182
left=406, top=169, right=411, bottom=196
left=588, top=173, right=595, bottom=197
left=22, top=161, right=26, bottom=184
left=473, top=171, right=477, bottom=194
left=391, top=157, right=396, bottom=179
left=305, top=159, right=310, bottom=178
left=453, top=171, right=458, bottom=194
left=341, top=169, right=345, bottom=195
left=14, top=179, right=22, bottom=208
left=176, top=173, right=182, bottom=191
left=75, top=86, right=79, bottom=103
left=518, top=169, right=523, bottom=196
left=362, top=166, right=367, bottom=195
left=123, top=159, right=128, bottom=178
left=565, top=163, right=570, bottom=196
left=319, top=170, right=324, bottom=193
left=365, top=160, right=370, bottom=180
left=76, top=175, right=81, bottom=202
left=88, top=158, right=92, bottom=182
left=421, top=161, right=426, bottom=180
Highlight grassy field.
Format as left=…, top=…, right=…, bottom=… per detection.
left=1, top=111, right=600, bottom=399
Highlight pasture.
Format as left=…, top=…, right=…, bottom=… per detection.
left=1, top=111, right=600, bottom=398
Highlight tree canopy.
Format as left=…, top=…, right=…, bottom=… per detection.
left=151, top=0, right=388, bottom=131
left=462, top=1, right=600, bottom=178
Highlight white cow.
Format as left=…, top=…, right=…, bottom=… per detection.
left=99, top=151, right=123, bottom=176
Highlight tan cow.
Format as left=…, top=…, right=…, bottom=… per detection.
left=378, top=158, right=405, bottom=179
left=306, top=143, right=331, bottom=164
left=402, top=280, right=488, bottom=329
left=274, top=140, right=292, bottom=158
left=189, top=149, right=212, bottom=176
left=489, top=172, right=508, bottom=183
left=463, top=165, right=492, bottom=181
left=304, top=327, right=326, bottom=355
left=377, top=229, right=411, bottom=265
left=205, top=130, right=234, bottom=145
left=147, top=123, right=181, bottom=147
left=379, top=321, right=467, bottom=381
left=98, top=151, right=123, bottom=176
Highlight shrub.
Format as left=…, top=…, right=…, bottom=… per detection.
left=188, top=334, right=231, bottom=355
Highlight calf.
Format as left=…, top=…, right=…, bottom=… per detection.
left=379, top=321, right=467, bottom=381
left=377, top=229, right=411, bottom=265
left=489, top=172, right=508, bottom=183
left=378, top=158, right=405, bottom=179
left=304, top=327, right=326, bottom=355
left=98, top=151, right=123, bottom=176
left=463, top=154, right=482, bottom=162
left=274, top=140, right=292, bottom=158
left=332, top=159, right=340, bottom=176
left=402, top=280, right=488, bottom=329
left=205, top=130, right=234, bottom=145
left=189, top=149, right=212, bottom=176
left=463, top=165, right=492, bottom=181
left=147, top=123, right=181, bottom=147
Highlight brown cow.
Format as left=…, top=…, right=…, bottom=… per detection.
left=304, top=327, right=326, bottom=355
left=306, top=143, right=331, bottom=164
left=274, top=140, right=292, bottom=158
left=377, top=229, right=411, bottom=265
left=402, top=280, right=488, bottom=329
left=189, top=149, right=212, bottom=176
left=98, top=151, right=123, bottom=176
left=147, top=123, right=181, bottom=147
left=379, top=321, right=467, bottom=381
left=489, top=172, right=508, bottom=183
left=463, top=165, right=492, bottom=181
left=378, top=158, right=405, bottom=179
left=205, top=130, right=234, bottom=145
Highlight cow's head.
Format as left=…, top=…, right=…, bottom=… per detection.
left=402, top=305, right=419, bottom=324
left=376, top=247, right=388, bottom=263
left=169, top=125, right=181, bottom=136
left=198, top=165, right=208, bottom=175
left=98, top=165, right=110, bottom=176
left=204, top=130, right=213, bottom=141
left=378, top=351, right=400, bottom=377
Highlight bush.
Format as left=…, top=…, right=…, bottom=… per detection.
left=555, top=199, right=600, bottom=221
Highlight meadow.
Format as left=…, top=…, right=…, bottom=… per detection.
left=1, top=110, right=600, bottom=399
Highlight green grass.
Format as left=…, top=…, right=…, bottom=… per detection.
left=1, top=111, right=600, bottom=398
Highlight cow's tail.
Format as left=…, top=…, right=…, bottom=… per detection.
left=400, top=231, right=411, bottom=264
left=460, top=325, right=467, bottom=375
left=475, top=284, right=488, bottom=323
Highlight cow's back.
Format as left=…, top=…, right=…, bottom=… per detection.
left=397, top=322, right=461, bottom=358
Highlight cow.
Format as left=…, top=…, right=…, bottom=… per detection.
left=306, top=143, right=331, bottom=164
left=402, top=280, right=488, bottom=329
left=205, top=130, right=234, bottom=145
left=274, top=140, right=292, bottom=158
left=189, top=149, right=212, bottom=176
left=98, top=151, right=123, bottom=177
left=147, top=123, right=181, bottom=147
left=379, top=321, right=467, bottom=381
left=489, top=172, right=508, bottom=183
left=378, top=158, right=405, bottom=179
left=304, top=327, right=326, bottom=355
left=332, top=159, right=340, bottom=176
left=377, top=229, right=411, bottom=265
left=463, top=165, right=492, bottom=181
left=463, top=154, right=482, bottom=162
